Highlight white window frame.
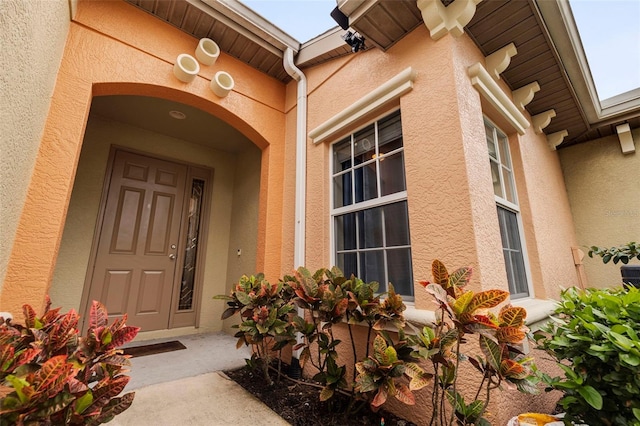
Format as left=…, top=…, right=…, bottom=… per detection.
left=330, top=109, right=414, bottom=299
left=485, top=117, right=534, bottom=299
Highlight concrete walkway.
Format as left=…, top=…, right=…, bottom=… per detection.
left=111, top=332, right=290, bottom=426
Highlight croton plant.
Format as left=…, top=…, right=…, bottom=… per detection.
left=0, top=298, right=139, bottom=425
left=218, top=260, right=537, bottom=425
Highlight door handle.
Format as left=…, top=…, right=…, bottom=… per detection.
left=169, top=254, right=176, bottom=260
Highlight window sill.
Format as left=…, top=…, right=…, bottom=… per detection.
left=403, top=298, right=557, bottom=330
left=404, top=304, right=436, bottom=327
left=511, top=298, right=558, bottom=330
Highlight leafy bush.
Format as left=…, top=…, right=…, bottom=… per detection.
left=588, top=242, right=640, bottom=264
left=217, top=260, right=537, bottom=425
left=0, top=299, right=139, bottom=425
left=215, top=274, right=296, bottom=385
left=535, top=286, right=640, bottom=425
left=414, top=260, right=537, bottom=425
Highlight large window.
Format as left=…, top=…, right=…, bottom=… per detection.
left=331, top=110, right=413, bottom=298
left=485, top=118, right=530, bottom=298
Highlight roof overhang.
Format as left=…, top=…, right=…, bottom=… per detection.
left=124, top=0, right=640, bottom=147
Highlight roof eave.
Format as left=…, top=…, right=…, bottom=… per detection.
left=197, top=0, right=300, bottom=56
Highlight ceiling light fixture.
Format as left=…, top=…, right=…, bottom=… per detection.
left=169, top=110, right=187, bottom=120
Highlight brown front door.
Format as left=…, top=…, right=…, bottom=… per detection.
left=86, top=150, right=187, bottom=331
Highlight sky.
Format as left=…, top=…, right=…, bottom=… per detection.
left=570, top=0, right=640, bottom=100
left=241, top=0, right=640, bottom=101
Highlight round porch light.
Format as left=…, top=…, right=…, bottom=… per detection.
left=195, top=38, right=220, bottom=66
left=169, top=110, right=186, bottom=120
left=210, top=71, right=235, bottom=98
left=173, top=54, right=200, bottom=83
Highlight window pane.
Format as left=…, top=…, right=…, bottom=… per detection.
left=354, top=163, right=378, bottom=203
left=333, top=137, right=351, bottom=172
left=511, top=249, right=528, bottom=296
left=360, top=250, right=385, bottom=289
left=336, top=252, right=358, bottom=279
left=358, top=207, right=383, bottom=249
left=380, top=152, right=406, bottom=195
left=379, top=138, right=402, bottom=156
left=498, top=134, right=511, bottom=167
left=378, top=111, right=402, bottom=150
left=497, top=208, right=510, bottom=247
left=331, top=111, right=413, bottom=297
left=354, top=124, right=375, bottom=166
left=178, top=179, right=205, bottom=311
left=490, top=160, right=502, bottom=198
left=333, top=172, right=352, bottom=208
left=485, top=123, right=497, bottom=160
left=503, top=208, right=521, bottom=249
left=387, top=248, right=413, bottom=297
left=502, top=166, right=516, bottom=204
left=497, top=206, right=528, bottom=297
left=335, top=213, right=357, bottom=250
left=384, top=201, right=410, bottom=246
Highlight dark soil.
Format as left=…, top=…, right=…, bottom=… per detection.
left=224, top=365, right=418, bottom=426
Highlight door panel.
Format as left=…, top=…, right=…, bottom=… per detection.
left=88, top=150, right=187, bottom=331
left=101, top=270, right=131, bottom=315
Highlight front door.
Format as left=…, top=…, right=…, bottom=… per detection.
left=86, top=150, right=187, bottom=331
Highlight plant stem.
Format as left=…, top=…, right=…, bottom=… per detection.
left=347, top=318, right=358, bottom=384
left=365, top=323, right=373, bottom=359
left=473, top=373, right=487, bottom=402
left=449, top=335, right=462, bottom=426
left=429, top=360, right=439, bottom=426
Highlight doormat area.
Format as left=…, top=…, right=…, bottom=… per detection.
left=123, top=340, right=186, bottom=358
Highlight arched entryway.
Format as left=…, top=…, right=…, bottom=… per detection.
left=50, top=94, right=262, bottom=333
left=0, top=1, right=289, bottom=324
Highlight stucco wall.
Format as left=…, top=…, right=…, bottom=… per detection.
left=223, top=146, right=262, bottom=333
left=0, top=0, right=71, bottom=290
left=0, top=0, right=287, bottom=318
left=302, top=24, right=577, bottom=310
left=301, top=23, right=578, bottom=426
left=49, top=114, right=261, bottom=334
left=559, top=131, right=640, bottom=288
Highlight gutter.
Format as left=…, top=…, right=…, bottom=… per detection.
left=283, top=47, right=307, bottom=376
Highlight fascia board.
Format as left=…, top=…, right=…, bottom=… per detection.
left=296, top=27, right=346, bottom=67
left=337, top=0, right=368, bottom=16
left=537, top=0, right=640, bottom=122
left=196, top=0, right=300, bottom=56
left=600, top=88, right=640, bottom=116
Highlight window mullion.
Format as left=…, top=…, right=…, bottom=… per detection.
left=355, top=208, right=361, bottom=277
left=381, top=207, right=389, bottom=292
left=350, top=134, right=356, bottom=206
left=375, top=121, right=381, bottom=199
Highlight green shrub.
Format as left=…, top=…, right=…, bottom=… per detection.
left=214, top=274, right=297, bottom=385
left=536, top=287, right=640, bottom=425
left=588, top=242, right=640, bottom=265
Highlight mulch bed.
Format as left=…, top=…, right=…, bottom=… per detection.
left=224, top=365, right=417, bottom=426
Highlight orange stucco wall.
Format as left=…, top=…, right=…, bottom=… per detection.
left=301, top=23, right=578, bottom=425
left=0, top=0, right=288, bottom=317
left=3, top=2, right=581, bottom=422
left=302, top=24, right=577, bottom=307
